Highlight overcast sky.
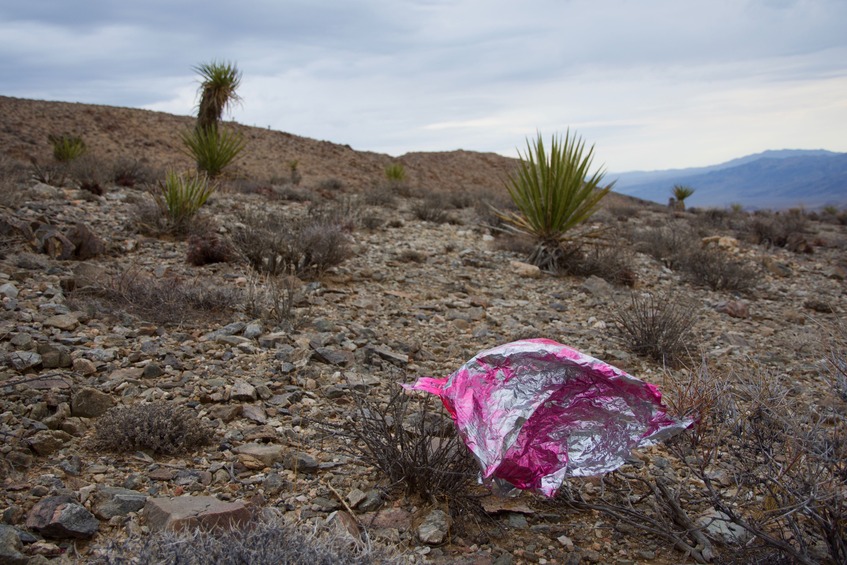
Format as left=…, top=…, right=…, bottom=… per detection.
left=2, top=0, right=845, bottom=171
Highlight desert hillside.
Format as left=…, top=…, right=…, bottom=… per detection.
left=0, top=96, right=845, bottom=565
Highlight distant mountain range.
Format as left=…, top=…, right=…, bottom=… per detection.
left=610, top=150, right=847, bottom=210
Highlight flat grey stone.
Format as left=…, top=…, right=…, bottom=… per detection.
left=143, top=496, right=250, bottom=532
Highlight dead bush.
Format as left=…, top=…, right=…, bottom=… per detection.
left=678, top=247, right=758, bottom=292
left=319, top=387, right=478, bottom=505
left=93, top=403, right=212, bottom=455
left=634, top=224, right=698, bottom=269
left=244, top=273, right=307, bottom=330
left=110, top=157, right=155, bottom=188
left=70, top=268, right=240, bottom=325
left=186, top=231, right=237, bottom=266
left=665, top=358, right=847, bottom=565
left=615, top=292, right=697, bottom=367
left=67, top=154, right=106, bottom=195
left=745, top=209, right=809, bottom=250
left=231, top=211, right=352, bottom=278
left=565, top=242, right=638, bottom=287
left=412, top=193, right=452, bottom=224
left=92, top=511, right=397, bottom=565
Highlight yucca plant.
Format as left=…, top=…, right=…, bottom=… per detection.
left=48, top=134, right=87, bottom=162
left=496, top=131, right=613, bottom=271
left=180, top=125, right=246, bottom=177
left=671, top=184, right=695, bottom=209
left=385, top=163, right=407, bottom=183
left=155, top=170, right=216, bottom=233
left=194, top=61, right=242, bottom=132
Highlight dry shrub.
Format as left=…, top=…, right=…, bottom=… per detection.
left=232, top=210, right=352, bottom=278
left=243, top=273, right=307, bottom=330
left=634, top=224, right=697, bottom=269
left=91, top=511, right=396, bottom=565
left=664, top=356, right=847, bottom=565
left=110, top=157, right=155, bottom=188
left=67, top=154, right=106, bottom=195
left=745, top=209, right=810, bottom=250
left=93, top=403, right=212, bottom=455
left=71, top=268, right=240, bottom=325
left=565, top=241, right=638, bottom=286
left=615, top=292, right=697, bottom=367
left=412, top=193, right=452, bottom=224
left=320, top=388, right=478, bottom=505
left=186, top=231, right=237, bottom=266
left=678, top=247, right=758, bottom=292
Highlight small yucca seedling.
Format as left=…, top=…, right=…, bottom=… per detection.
left=48, top=134, right=87, bottom=162
left=155, top=170, right=215, bottom=233
left=180, top=125, right=246, bottom=177
left=384, top=163, right=407, bottom=183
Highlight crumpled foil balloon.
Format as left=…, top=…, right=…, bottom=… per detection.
left=404, top=338, right=692, bottom=497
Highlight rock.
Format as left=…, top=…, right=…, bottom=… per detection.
left=346, top=488, right=367, bottom=508
left=43, top=314, right=79, bottom=331
left=0, top=524, right=27, bottom=565
left=241, top=404, right=267, bottom=424
left=37, top=344, right=72, bottom=369
left=357, top=489, right=384, bottom=512
left=417, top=508, right=451, bottom=545
left=696, top=509, right=751, bottom=545
left=92, top=487, right=147, bottom=520
left=762, top=257, right=792, bottom=278
left=71, top=387, right=115, bottom=417
left=701, top=235, right=739, bottom=251
left=28, top=430, right=73, bottom=456
left=71, top=263, right=109, bottom=288
left=360, top=507, right=411, bottom=530
left=716, top=300, right=749, bottom=319
left=804, top=299, right=835, bottom=313
left=141, top=363, right=164, bottom=378
left=143, top=496, right=250, bottom=533
left=310, top=345, right=353, bottom=366
left=509, top=260, right=541, bottom=278
left=262, top=473, right=287, bottom=496
left=283, top=451, right=319, bottom=474
left=581, top=275, right=613, bottom=297
left=9, top=350, right=42, bottom=371
left=0, top=282, right=18, bottom=299
left=243, top=322, right=263, bottom=339
left=231, top=379, right=257, bottom=401
left=26, top=496, right=99, bottom=539
left=72, top=358, right=98, bottom=375
left=66, top=223, right=105, bottom=260
left=209, top=404, right=241, bottom=423
left=365, top=345, right=408, bottom=367
left=36, top=226, right=75, bottom=260
left=234, top=443, right=285, bottom=468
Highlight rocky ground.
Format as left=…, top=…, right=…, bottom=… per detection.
left=0, top=97, right=845, bottom=564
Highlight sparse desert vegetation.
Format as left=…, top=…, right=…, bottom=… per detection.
left=0, top=96, right=845, bottom=564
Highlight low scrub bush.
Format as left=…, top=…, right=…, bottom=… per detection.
left=231, top=211, right=352, bottom=278
left=678, top=247, right=758, bottom=292
left=67, top=154, right=106, bottom=195
left=92, top=512, right=394, bottom=564
left=186, top=231, right=237, bottom=266
left=664, top=354, right=847, bottom=564
left=634, top=224, right=697, bottom=269
left=563, top=240, right=637, bottom=287
left=244, top=273, right=307, bottom=330
left=745, top=209, right=809, bottom=250
left=48, top=133, right=86, bottom=162
left=615, top=292, right=697, bottom=366
left=111, top=157, right=154, bottom=188
left=412, top=193, right=452, bottom=224
left=70, top=268, right=240, bottom=325
left=320, top=388, right=478, bottom=504
left=93, top=403, right=212, bottom=455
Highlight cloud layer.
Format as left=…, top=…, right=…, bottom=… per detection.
left=2, top=0, right=845, bottom=170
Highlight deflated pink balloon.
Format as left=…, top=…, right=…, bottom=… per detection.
left=405, top=338, right=691, bottom=497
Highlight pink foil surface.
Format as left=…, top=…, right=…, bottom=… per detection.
left=405, top=338, right=691, bottom=497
